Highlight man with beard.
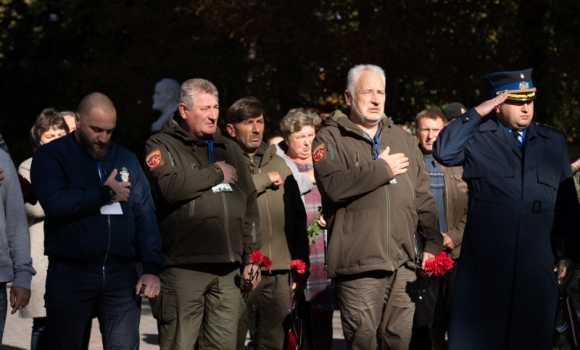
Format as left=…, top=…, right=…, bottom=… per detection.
left=312, top=64, right=441, bottom=349
left=30, top=92, right=165, bottom=349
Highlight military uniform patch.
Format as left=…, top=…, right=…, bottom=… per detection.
left=313, top=143, right=325, bottom=162
left=146, top=150, right=162, bottom=168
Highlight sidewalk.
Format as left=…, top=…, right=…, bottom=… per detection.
left=1, top=285, right=347, bottom=349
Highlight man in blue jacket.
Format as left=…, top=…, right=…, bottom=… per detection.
left=31, top=92, right=165, bottom=349
left=433, top=69, right=580, bottom=349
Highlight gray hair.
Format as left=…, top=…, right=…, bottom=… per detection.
left=279, top=108, right=322, bottom=138
left=179, top=79, right=219, bottom=109
left=346, top=64, right=386, bottom=94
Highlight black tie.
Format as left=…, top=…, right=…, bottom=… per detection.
left=511, top=129, right=522, bottom=145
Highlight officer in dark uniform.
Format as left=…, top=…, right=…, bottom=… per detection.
left=433, top=68, right=580, bottom=350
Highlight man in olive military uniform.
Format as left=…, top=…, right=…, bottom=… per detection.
left=313, top=64, right=442, bottom=350
left=144, top=79, right=261, bottom=350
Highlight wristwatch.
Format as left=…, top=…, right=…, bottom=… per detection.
left=109, top=188, right=117, bottom=202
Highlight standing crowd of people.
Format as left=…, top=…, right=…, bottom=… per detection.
left=0, top=63, right=578, bottom=350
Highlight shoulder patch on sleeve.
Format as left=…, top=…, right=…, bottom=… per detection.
left=313, top=143, right=326, bottom=162
left=145, top=150, right=163, bottom=168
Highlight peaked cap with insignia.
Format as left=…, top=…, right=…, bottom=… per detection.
left=484, top=68, right=536, bottom=101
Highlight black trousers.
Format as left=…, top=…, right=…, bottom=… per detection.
left=409, top=259, right=459, bottom=350
left=409, top=271, right=440, bottom=350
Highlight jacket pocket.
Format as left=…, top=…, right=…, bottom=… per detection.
left=462, top=150, right=514, bottom=180
left=453, top=177, right=468, bottom=193
left=150, top=288, right=177, bottom=324
left=464, top=198, right=484, bottom=232
left=537, top=164, right=559, bottom=190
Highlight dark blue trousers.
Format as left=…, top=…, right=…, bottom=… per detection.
left=40, top=260, right=141, bottom=350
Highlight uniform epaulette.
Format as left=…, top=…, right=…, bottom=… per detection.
left=534, top=122, right=561, bottom=132
left=534, top=122, right=564, bottom=137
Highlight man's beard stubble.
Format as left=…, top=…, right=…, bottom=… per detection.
left=351, top=103, right=380, bottom=126
left=78, top=129, right=109, bottom=160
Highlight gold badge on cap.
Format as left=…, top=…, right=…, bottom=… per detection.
left=519, top=81, right=530, bottom=90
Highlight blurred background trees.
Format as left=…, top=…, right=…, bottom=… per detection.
left=1, top=0, right=579, bottom=165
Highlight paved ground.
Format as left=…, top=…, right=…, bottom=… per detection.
left=1, top=284, right=347, bottom=349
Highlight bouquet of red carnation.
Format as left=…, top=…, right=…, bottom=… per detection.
left=290, top=259, right=307, bottom=274
left=18, top=174, right=37, bottom=205
left=247, top=250, right=272, bottom=282
left=423, top=251, right=454, bottom=276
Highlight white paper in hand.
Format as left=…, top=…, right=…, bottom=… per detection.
left=100, top=202, right=123, bottom=215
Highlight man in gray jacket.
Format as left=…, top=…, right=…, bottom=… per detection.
left=0, top=149, right=35, bottom=342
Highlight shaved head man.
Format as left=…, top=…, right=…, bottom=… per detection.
left=74, top=93, right=116, bottom=160
left=31, top=92, right=165, bottom=349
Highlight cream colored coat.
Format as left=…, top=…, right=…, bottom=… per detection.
left=18, top=157, right=48, bottom=319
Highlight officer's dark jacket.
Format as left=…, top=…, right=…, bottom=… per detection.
left=143, top=115, right=261, bottom=266
left=433, top=108, right=580, bottom=350
left=31, top=133, right=165, bottom=275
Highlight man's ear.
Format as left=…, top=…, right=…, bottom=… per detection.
left=344, top=90, right=352, bottom=106
left=225, top=123, right=236, bottom=138
left=75, top=113, right=81, bottom=129
left=178, top=104, right=188, bottom=119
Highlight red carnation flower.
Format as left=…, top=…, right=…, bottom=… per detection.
left=245, top=250, right=272, bottom=285
left=249, top=250, right=263, bottom=263
left=262, top=257, right=272, bottom=271
left=290, top=259, right=307, bottom=274
left=423, top=251, right=454, bottom=276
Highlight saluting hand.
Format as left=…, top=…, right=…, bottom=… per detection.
left=0, top=167, right=4, bottom=186
left=379, top=147, right=409, bottom=176
left=474, top=91, right=509, bottom=117
left=104, top=169, right=131, bottom=202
